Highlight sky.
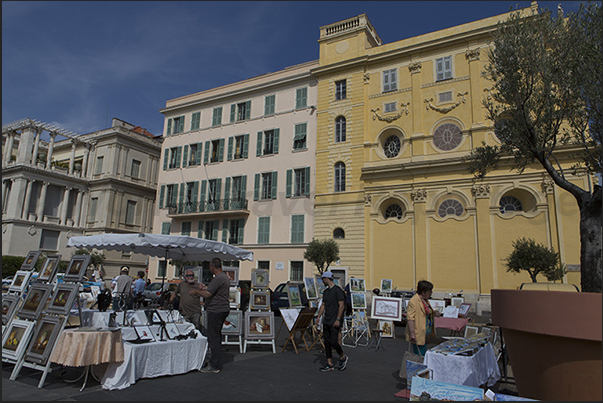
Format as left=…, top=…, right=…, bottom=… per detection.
left=2, top=1, right=583, bottom=138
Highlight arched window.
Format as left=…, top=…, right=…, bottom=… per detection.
left=384, top=203, right=404, bottom=219
left=335, top=116, right=346, bottom=143
left=433, top=123, right=462, bottom=151
left=384, top=135, right=401, bottom=158
left=499, top=196, right=523, bottom=214
left=333, top=228, right=345, bottom=239
left=437, top=199, right=464, bottom=217
left=334, top=162, right=346, bottom=192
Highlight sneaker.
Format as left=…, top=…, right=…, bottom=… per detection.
left=319, top=364, right=335, bottom=372
left=338, top=355, right=348, bottom=371
left=200, top=365, right=220, bottom=374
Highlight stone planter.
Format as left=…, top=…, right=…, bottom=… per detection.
left=492, top=289, right=602, bottom=401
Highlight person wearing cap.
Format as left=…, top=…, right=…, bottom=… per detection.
left=114, top=265, right=133, bottom=310
left=316, top=270, right=348, bottom=372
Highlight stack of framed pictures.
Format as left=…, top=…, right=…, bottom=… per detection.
left=249, top=268, right=270, bottom=311
left=350, top=278, right=367, bottom=311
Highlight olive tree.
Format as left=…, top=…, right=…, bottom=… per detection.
left=304, top=238, right=340, bottom=275
left=505, top=237, right=566, bottom=283
left=467, top=3, right=602, bottom=292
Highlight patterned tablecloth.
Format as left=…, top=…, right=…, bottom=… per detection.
left=50, top=328, right=124, bottom=367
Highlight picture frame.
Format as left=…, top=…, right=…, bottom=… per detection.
left=229, top=287, right=241, bottom=308
left=134, top=325, right=156, bottom=342
left=380, top=279, right=393, bottom=293
left=63, top=254, right=91, bottom=283
left=2, top=294, right=22, bottom=325
left=46, top=283, right=80, bottom=315
left=430, top=299, right=446, bottom=315
left=223, top=266, right=239, bottom=287
left=378, top=319, right=394, bottom=338
left=37, top=254, right=61, bottom=283
left=144, top=309, right=164, bottom=325
left=443, top=305, right=459, bottom=318
left=279, top=308, right=300, bottom=332
left=20, top=250, right=42, bottom=271
left=165, top=323, right=181, bottom=339
left=2, top=319, right=36, bottom=361
left=464, top=325, right=480, bottom=338
left=250, top=290, right=270, bottom=310
left=458, top=302, right=471, bottom=318
left=370, top=295, right=403, bottom=321
left=17, top=283, right=53, bottom=321
left=222, top=310, right=243, bottom=335
left=251, top=269, right=269, bottom=288
left=451, top=297, right=464, bottom=308
left=315, top=277, right=327, bottom=296
left=245, top=311, right=274, bottom=339
left=9, top=271, right=33, bottom=293
left=303, top=277, right=318, bottom=300
left=351, top=292, right=367, bottom=310
left=349, top=277, right=366, bottom=293
left=287, top=284, right=303, bottom=307
left=24, top=315, right=65, bottom=365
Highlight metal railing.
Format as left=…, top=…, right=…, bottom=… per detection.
left=167, top=199, right=248, bottom=215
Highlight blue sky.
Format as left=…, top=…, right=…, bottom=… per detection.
left=2, top=1, right=581, bottom=137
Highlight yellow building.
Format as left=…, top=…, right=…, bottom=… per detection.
left=312, top=6, right=584, bottom=309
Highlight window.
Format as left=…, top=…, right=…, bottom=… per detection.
left=212, top=107, right=222, bottom=126
left=257, top=129, right=279, bottom=156
left=125, top=200, right=136, bottom=225
left=40, top=229, right=60, bottom=250
left=287, top=167, right=310, bottom=197
left=333, top=228, right=345, bottom=239
left=168, top=146, right=182, bottom=169
left=185, top=143, right=202, bottom=166
left=254, top=172, right=277, bottom=201
left=383, top=68, right=397, bottom=92
left=433, top=123, right=462, bottom=151
left=228, top=134, right=249, bottom=160
left=130, top=159, right=141, bottom=178
left=290, top=261, right=303, bottom=282
left=261, top=173, right=273, bottom=200
left=499, top=196, right=523, bottom=214
left=157, top=260, right=167, bottom=278
left=161, top=222, right=171, bottom=235
left=258, top=217, right=270, bottom=244
left=436, top=56, right=453, bottom=81
left=204, top=139, right=225, bottom=163
left=231, top=101, right=251, bottom=122
left=95, top=156, right=104, bottom=175
left=183, top=181, right=198, bottom=212
left=172, top=116, right=185, bottom=134
left=335, top=80, right=347, bottom=100
left=181, top=221, right=192, bottom=236
left=293, top=123, right=307, bottom=150
left=296, top=87, right=308, bottom=109
left=291, top=215, right=305, bottom=244
left=88, top=197, right=98, bottom=222
left=263, top=130, right=275, bottom=155
left=206, top=179, right=220, bottom=209
left=191, top=112, right=201, bottom=130
left=335, top=116, right=346, bottom=143
left=205, top=220, right=218, bottom=241
left=438, top=199, right=464, bottom=217
left=439, top=91, right=453, bottom=103
left=258, top=261, right=270, bottom=270
left=384, top=102, right=397, bottom=113
left=229, top=175, right=246, bottom=209
left=385, top=204, right=404, bottom=219
left=264, top=94, right=275, bottom=116
left=384, top=135, right=401, bottom=158
left=228, top=219, right=244, bottom=244
left=334, top=162, right=346, bottom=192
left=165, top=184, right=178, bottom=208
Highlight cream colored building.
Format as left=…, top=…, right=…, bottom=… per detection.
left=151, top=61, right=318, bottom=287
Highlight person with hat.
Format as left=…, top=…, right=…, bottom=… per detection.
left=316, top=270, right=348, bottom=372
left=113, top=265, right=133, bottom=310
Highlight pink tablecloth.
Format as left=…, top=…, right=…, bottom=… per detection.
left=50, top=329, right=124, bottom=367
left=434, top=317, right=470, bottom=332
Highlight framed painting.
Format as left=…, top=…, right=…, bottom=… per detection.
left=229, top=287, right=241, bottom=308
left=165, top=323, right=182, bottom=339
left=279, top=308, right=300, bottom=331
left=286, top=284, right=303, bottom=307
left=24, top=315, right=65, bottom=365
left=380, top=279, right=393, bottom=293
left=463, top=325, right=480, bottom=338
left=250, top=290, right=270, bottom=310
left=46, top=283, right=80, bottom=315
left=315, top=277, right=327, bottom=296
left=458, top=303, right=471, bottom=318
left=451, top=297, right=464, bottom=308
left=134, top=325, right=155, bottom=342
left=2, top=294, right=22, bottom=325
left=430, top=299, right=446, bottom=315
left=17, top=283, right=53, bottom=321
left=37, top=254, right=61, bottom=283
left=303, top=277, right=318, bottom=300
left=2, top=319, right=36, bottom=361
left=20, top=250, right=42, bottom=271
left=350, top=278, right=366, bottom=293
left=223, top=266, right=239, bottom=287
left=351, top=292, right=367, bottom=310
left=378, top=319, right=394, bottom=338
left=222, top=310, right=243, bottom=335
left=370, top=296, right=403, bottom=322
left=9, top=271, right=32, bottom=293
left=145, top=309, right=165, bottom=325
left=251, top=269, right=269, bottom=288
left=63, top=255, right=91, bottom=283
left=443, top=305, right=459, bottom=318
left=245, top=311, right=274, bottom=339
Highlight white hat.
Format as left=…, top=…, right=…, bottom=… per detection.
left=321, top=271, right=334, bottom=279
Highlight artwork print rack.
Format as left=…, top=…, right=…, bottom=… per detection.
left=242, top=268, right=275, bottom=353
left=343, top=278, right=370, bottom=348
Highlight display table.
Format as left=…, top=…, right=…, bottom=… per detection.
left=424, top=342, right=501, bottom=387
left=101, top=327, right=207, bottom=390
left=81, top=309, right=184, bottom=328
left=434, top=317, right=470, bottom=336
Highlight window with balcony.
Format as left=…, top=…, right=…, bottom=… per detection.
left=335, top=80, right=347, bottom=100
left=227, top=175, right=247, bottom=210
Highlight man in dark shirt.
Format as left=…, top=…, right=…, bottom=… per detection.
left=171, top=269, right=202, bottom=331
left=316, top=270, right=348, bottom=372
left=190, top=258, right=230, bottom=373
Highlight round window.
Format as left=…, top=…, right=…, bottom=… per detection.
left=437, top=199, right=464, bottom=218
left=384, top=135, right=401, bottom=158
left=499, top=196, right=523, bottom=214
left=384, top=204, right=404, bottom=219
left=433, top=123, right=462, bottom=151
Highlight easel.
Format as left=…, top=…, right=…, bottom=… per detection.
left=281, top=307, right=316, bottom=354
left=223, top=334, right=243, bottom=353
left=308, top=315, right=325, bottom=351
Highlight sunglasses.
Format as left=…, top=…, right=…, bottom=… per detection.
left=185, top=274, right=194, bottom=278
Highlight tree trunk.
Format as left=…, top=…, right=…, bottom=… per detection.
left=579, top=187, right=602, bottom=293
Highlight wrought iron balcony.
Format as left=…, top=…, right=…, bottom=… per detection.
left=167, top=199, right=249, bottom=216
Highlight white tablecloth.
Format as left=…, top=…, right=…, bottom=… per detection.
left=424, top=342, right=500, bottom=387
left=101, top=326, right=207, bottom=390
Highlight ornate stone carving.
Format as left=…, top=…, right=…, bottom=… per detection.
left=370, top=102, right=410, bottom=122
left=28, top=225, right=37, bottom=236
left=465, top=48, right=480, bottom=62
left=542, top=178, right=555, bottom=195
left=424, top=91, right=468, bottom=113
left=411, top=189, right=428, bottom=203
left=363, top=72, right=370, bottom=84
left=472, top=183, right=491, bottom=198
left=408, top=62, right=422, bottom=74
left=483, top=87, right=493, bottom=101
left=364, top=194, right=372, bottom=205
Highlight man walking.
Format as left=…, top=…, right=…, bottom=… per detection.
left=316, top=270, right=348, bottom=371
left=113, top=266, right=133, bottom=310
left=171, top=269, right=203, bottom=331
left=190, top=258, right=230, bottom=373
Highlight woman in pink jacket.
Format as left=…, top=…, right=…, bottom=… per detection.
left=405, top=280, right=439, bottom=355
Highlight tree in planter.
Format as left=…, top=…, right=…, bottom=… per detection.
left=505, top=237, right=566, bottom=283
left=467, top=3, right=602, bottom=292
left=303, top=238, right=339, bottom=275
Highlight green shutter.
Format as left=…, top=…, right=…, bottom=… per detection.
left=304, top=167, right=310, bottom=196
left=271, top=171, right=278, bottom=199
left=291, top=215, right=304, bottom=243
left=212, top=220, right=219, bottom=241
left=191, top=112, right=200, bottom=130
left=224, top=177, right=231, bottom=210
left=227, top=137, right=233, bottom=161
left=215, top=178, right=222, bottom=203
left=237, top=219, right=244, bottom=244
left=230, top=104, right=236, bottom=122
left=256, top=132, right=263, bottom=156
left=265, top=95, right=275, bottom=115
left=245, top=100, right=251, bottom=120
left=163, top=149, right=169, bottom=170
left=204, top=141, right=210, bottom=165
left=178, top=183, right=185, bottom=213
left=218, top=138, right=225, bottom=162
left=159, top=185, right=165, bottom=208
left=196, top=142, right=203, bottom=165
left=273, top=128, right=279, bottom=154
left=197, top=220, right=204, bottom=238
left=171, top=184, right=178, bottom=206
left=182, top=145, right=189, bottom=167
left=241, top=175, right=247, bottom=201
left=243, top=134, right=249, bottom=158
left=176, top=146, right=182, bottom=168
left=166, top=119, right=172, bottom=136
left=222, top=219, right=229, bottom=243
left=286, top=169, right=292, bottom=198
left=200, top=180, right=207, bottom=211
left=254, top=174, right=260, bottom=201
left=192, top=181, right=199, bottom=204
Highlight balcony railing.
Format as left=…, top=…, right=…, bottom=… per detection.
left=167, top=199, right=248, bottom=215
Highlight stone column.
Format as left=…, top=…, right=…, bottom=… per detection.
left=472, top=183, right=493, bottom=294
left=36, top=181, right=49, bottom=221
left=46, top=133, right=57, bottom=169
left=17, top=125, right=36, bottom=164
left=122, top=146, right=130, bottom=178
left=466, top=48, right=483, bottom=129
left=21, top=179, right=34, bottom=219
left=409, top=62, right=423, bottom=157
left=2, top=179, right=7, bottom=212
left=31, top=128, right=42, bottom=165
left=73, top=189, right=83, bottom=227
left=68, top=139, right=76, bottom=175
left=60, top=187, right=72, bottom=225
left=82, top=145, right=91, bottom=178
left=6, top=178, right=27, bottom=219
left=3, top=131, right=15, bottom=165
left=411, top=188, right=429, bottom=284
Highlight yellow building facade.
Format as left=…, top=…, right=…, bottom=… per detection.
left=312, top=7, right=583, bottom=307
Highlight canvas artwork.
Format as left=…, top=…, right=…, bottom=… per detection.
left=245, top=311, right=274, bottom=339
left=17, top=283, right=53, bottom=321
left=351, top=292, right=366, bottom=310
left=287, top=284, right=303, bottom=307
left=464, top=325, right=480, bottom=338
left=2, top=294, right=21, bottom=325
left=145, top=309, right=164, bottom=325
left=229, top=287, right=241, bottom=308
left=20, top=250, right=42, bottom=271
left=451, top=297, right=464, bottom=308
left=280, top=308, right=300, bottom=331
left=25, top=315, right=65, bottom=365
left=223, top=266, right=239, bottom=287
left=443, top=305, right=459, bottom=318
left=37, top=254, right=61, bottom=283
left=380, top=279, right=393, bottom=293
left=315, top=277, right=327, bottom=296
left=2, top=319, right=36, bottom=361
left=250, top=290, right=270, bottom=310
left=371, top=296, right=403, bottom=321
left=409, top=375, right=484, bottom=401
left=9, top=271, right=33, bottom=293
left=303, top=277, right=318, bottom=300
left=406, top=361, right=430, bottom=387
left=46, top=283, right=80, bottom=315
left=165, top=323, right=181, bottom=339
left=379, top=319, right=394, bottom=337
left=223, top=310, right=243, bottom=335
left=350, top=278, right=366, bottom=293
left=134, top=325, right=155, bottom=341
left=458, top=303, right=471, bottom=318
left=429, top=300, right=446, bottom=315
left=63, top=255, right=91, bottom=282
left=251, top=269, right=269, bottom=288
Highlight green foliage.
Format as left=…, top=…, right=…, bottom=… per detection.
left=304, top=238, right=340, bottom=275
left=2, top=256, right=25, bottom=278
left=72, top=248, right=106, bottom=270
left=505, top=238, right=567, bottom=283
